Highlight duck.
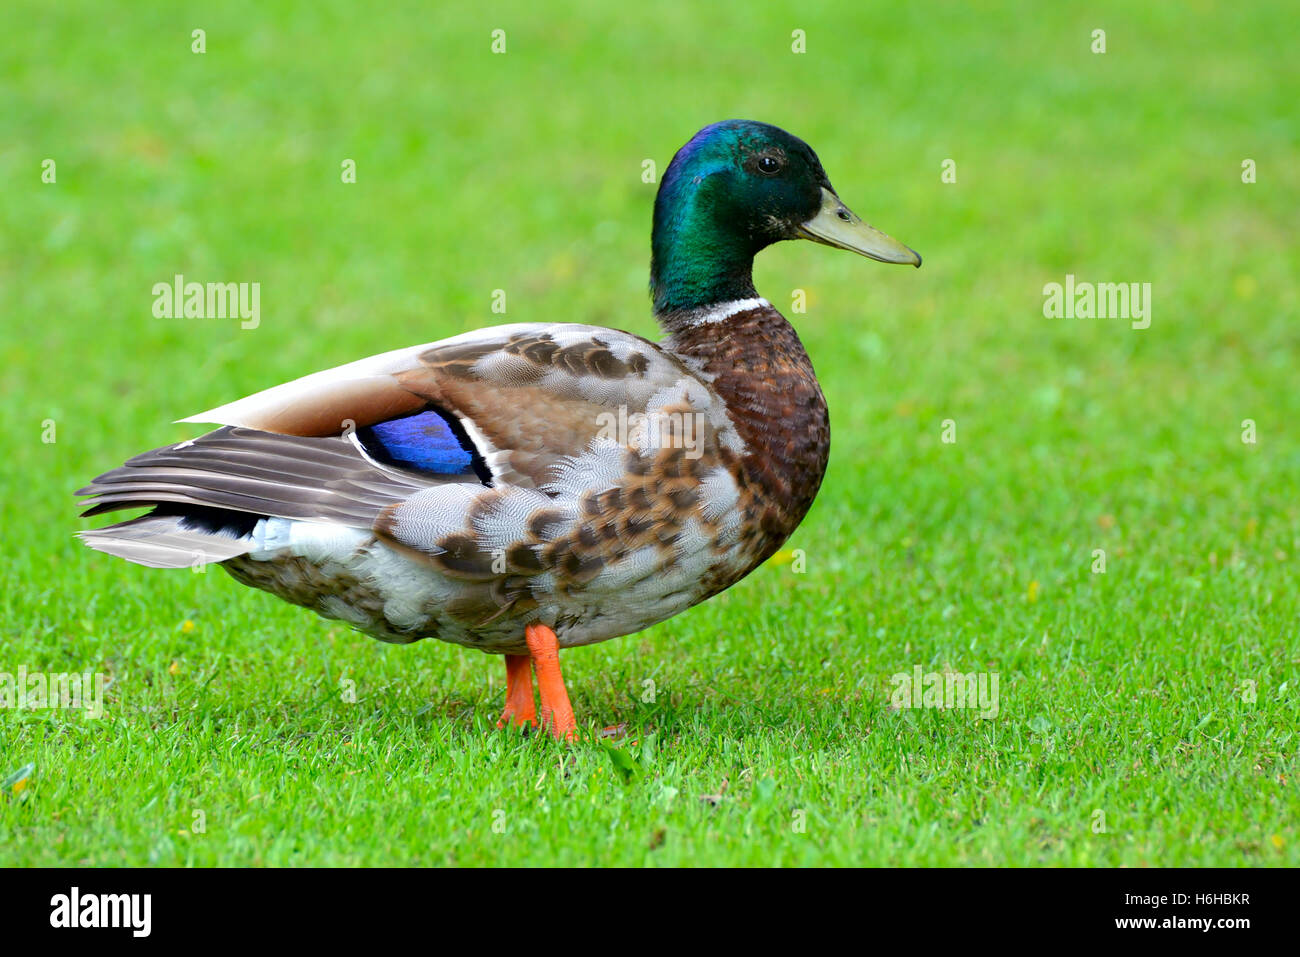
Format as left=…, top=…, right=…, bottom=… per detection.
left=77, top=120, right=920, bottom=740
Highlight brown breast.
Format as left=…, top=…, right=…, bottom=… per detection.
left=664, top=302, right=831, bottom=587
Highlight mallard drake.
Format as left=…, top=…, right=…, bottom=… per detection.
left=77, top=120, right=920, bottom=739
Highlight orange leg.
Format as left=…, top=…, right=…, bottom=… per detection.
left=525, top=623, right=577, bottom=741
left=496, top=653, right=537, bottom=729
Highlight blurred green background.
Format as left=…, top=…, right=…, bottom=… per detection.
left=1, top=1, right=1296, bottom=865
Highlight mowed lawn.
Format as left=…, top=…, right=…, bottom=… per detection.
left=1, top=1, right=1297, bottom=866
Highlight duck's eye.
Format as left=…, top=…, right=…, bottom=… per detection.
left=756, top=155, right=783, bottom=175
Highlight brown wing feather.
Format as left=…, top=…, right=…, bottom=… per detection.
left=177, top=323, right=710, bottom=489
left=77, top=427, right=437, bottom=528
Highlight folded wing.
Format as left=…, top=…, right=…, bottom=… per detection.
left=77, top=323, right=734, bottom=580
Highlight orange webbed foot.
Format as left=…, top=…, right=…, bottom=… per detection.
left=525, top=623, right=577, bottom=741
left=496, top=653, right=537, bottom=729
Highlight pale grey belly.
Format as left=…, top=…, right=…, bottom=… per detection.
left=222, top=521, right=755, bottom=654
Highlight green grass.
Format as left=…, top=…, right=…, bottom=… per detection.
left=2, top=0, right=1297, bottom=866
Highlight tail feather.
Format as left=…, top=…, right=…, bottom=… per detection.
left=76, top=425, right=454, bottom=569
left=77, top=514, right=253, bottom=569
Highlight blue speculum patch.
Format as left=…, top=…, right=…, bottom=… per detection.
left=363, top=410, right=475, bottom=474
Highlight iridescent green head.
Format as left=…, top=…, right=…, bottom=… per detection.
left=650, top=120, right=920, bottom=317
